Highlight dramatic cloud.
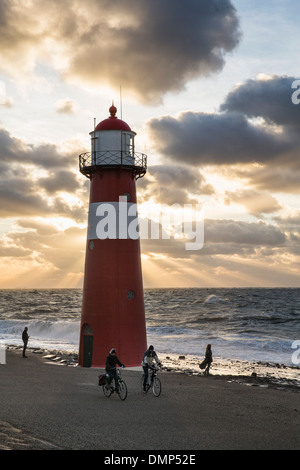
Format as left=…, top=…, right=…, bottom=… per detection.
left=224, top=189, right=282, bottom=216
left=140, top=212, right=300, bottom=287
left=275, top=214, right=300, bottom=233
left=204, top=219, right=286, bottom=247
left=0, top=0, right=241, bottom=103
left=0, top=128, right=74, bottom=169
left=0, top=219, right=86, bottom=288
left=221, top=75, right=300, bottom=128
left=148, top=75, right=300, bottom=181
left=0, top=128, right=87, bottom=220
left=140, top=217, right=289, bottom=264
left=231, top=164, right=300, bottom=194
left=148, top=111, right=293, bottom=166
left=7, top=222, right=86, bottom=271
left=139, top=165, right=214, bottom=204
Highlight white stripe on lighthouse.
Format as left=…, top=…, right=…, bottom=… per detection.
left=87, top=199, right=139, bottom=240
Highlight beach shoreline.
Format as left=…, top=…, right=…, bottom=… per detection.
left=6, top=344, right=300, bottom=393
left=1, top=346, right=299, bottom=450
left=161, top=352, right=300, bottom=393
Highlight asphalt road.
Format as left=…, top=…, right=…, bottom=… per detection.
left=0, top=350, right=299, bottom=451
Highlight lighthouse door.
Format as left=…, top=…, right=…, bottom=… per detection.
left=82, top=324, right=93, bottom=367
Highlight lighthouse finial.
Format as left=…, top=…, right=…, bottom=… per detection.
left=109, top=101, right=117, bottom=117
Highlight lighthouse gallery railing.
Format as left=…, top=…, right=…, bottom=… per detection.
left=79, top=150, right=147, bottom=179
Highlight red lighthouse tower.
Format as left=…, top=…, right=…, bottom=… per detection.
left=78, top=104, right=147, bottom=367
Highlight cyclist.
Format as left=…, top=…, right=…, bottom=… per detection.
left=142, top=345, right=161, bottom=392
left=105, top=348, right=125, bottom=393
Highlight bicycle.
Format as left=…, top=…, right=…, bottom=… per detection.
left=102, top=367, right=127, bottom=401
left=141, top=364, right=161, bottom=397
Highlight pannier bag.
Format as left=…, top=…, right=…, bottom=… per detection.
left=98, top=374, right=107, bottom=386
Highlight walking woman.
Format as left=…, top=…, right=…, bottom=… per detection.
left=204, top=344, right=212, bottom=376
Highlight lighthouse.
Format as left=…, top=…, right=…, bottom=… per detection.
left=78, top=104, right=147, bottom=367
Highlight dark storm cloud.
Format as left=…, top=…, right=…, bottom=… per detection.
left=0, top=176, right=50, bottom=217
left=274, top=214, right=300, bottom=232
left=221, top=75, right=300, bottom=128
left=204, top=219, right=286, bottom=246
left=148, top=75, right=300, bottom=171
left=39, top=170, right=79, bottom=194
left=69, top=0, right=241, bottom=102
left=0, top=128, right=86, bottom=219
left=0, top=128, right=74, bottom=169
left=0, top=0, right=241, bottom=103
left=139, top=165, right=214, bottom=204
left=149, top=165, right=212, bottom=193
left=233, top=165, right=300, bottom=194
left=148, top=111, right=292, bottom=165
left=140, top=218, right=287, bottom=259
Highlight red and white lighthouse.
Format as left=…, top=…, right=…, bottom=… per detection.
left=78, top=104, right=147, bottom=367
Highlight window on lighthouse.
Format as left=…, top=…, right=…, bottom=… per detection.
left=121, top=133, right=134, bottom=166
left=122, top=133, right=134, bottom=156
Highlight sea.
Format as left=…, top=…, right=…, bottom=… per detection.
left=0, top=287, right=299, bottom=369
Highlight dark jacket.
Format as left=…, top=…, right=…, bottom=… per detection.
left=22, top=329, right=29, bottom=343
left=105, top=354, right=124, bottom=371
left=205, top=349, right=212, bottom=364
left=142, top=349, right=160, bottom=367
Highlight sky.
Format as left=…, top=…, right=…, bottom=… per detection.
left=0, top=0, right=299, bottom=289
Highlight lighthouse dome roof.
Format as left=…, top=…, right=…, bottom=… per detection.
left=94, top=104, right=133, bottom=132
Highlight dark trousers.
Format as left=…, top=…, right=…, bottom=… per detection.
left=22, top=341, right=28, bottom=357
left=106, top=369, right=119, bottom=391
left=143, top=366, right=150, bottom=388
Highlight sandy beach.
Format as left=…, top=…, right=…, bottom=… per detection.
left=0, top=347, right=299, bottom=451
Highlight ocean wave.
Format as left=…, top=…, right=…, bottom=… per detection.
left=0, top=319, right=80, bottom=351
left=204, top=294, right=224, bottom=303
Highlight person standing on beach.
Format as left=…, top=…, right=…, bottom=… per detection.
left=204, top=344, right=212, bottom=376
left=105, top=348, right=125, bottom=393
left=142, top=345, right=161, bottom=392
left=22, top=327, right=29, bottom=358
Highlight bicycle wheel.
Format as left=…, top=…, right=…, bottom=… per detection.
left=152, top=377, right=161, bottom=397
left=103, top=384, right=112, bottom=397
left=118, top=380, right=127, bottom=401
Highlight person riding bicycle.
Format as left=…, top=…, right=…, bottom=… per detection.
left=142, top=345, right=161, bottom=392
left=105, top=348, right=125, bottom=393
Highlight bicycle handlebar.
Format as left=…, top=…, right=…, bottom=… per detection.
left=149, top=364, right=161, bottom=370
